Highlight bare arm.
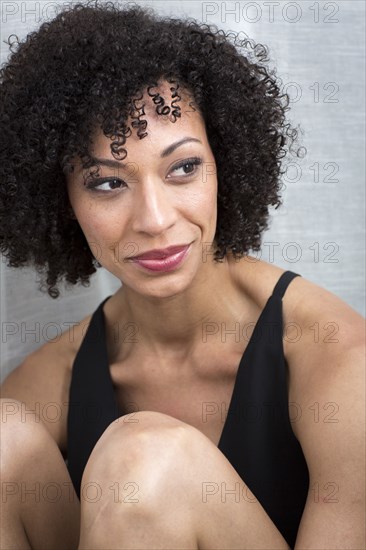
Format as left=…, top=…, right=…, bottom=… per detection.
left=1, top=341, right=72, bottom=455
left=286, top=287, right=365, bottom=549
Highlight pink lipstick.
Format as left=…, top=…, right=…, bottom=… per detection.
left=131, top=244, right=191, bottom=272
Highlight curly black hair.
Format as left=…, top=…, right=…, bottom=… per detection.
left=0, top=0, right=303, bottom=298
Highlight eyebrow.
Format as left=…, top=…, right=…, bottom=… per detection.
left=85, top=137, right=202, bottom=170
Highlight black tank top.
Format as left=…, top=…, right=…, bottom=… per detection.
left=67, top=270, right=309, bottom=549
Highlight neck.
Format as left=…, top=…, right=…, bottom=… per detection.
left=106, top=254, right=254, bottom=361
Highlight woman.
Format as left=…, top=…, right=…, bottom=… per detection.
left=0, top=1, right=364, bottom=549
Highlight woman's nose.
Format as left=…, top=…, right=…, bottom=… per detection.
left=131, top=179, right=177, bottom=236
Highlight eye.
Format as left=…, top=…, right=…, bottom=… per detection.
left=84, top=177, right=126, bottom=192
left=169, top=157, right=202, bottom=178
left=84, top=156, right=203, bottom=193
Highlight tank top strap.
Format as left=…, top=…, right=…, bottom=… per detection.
left=271, top=270, right=301, bottom=299
left=100, top=294, right=112, bottom=311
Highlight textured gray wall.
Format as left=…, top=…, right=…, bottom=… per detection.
left=1, top=0, right=365, bottom=382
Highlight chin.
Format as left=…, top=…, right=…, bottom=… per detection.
left=122, top=268, right=198, bottom=300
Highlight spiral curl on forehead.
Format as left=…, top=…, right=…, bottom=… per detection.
left=129, top=91, right=148, bottom=141
left=168, top=78, right=183, bottom=122
left=79, top=75, right=188, bottom=182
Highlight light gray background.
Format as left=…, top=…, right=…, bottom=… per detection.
left=1, top=0, right=365, bottom=382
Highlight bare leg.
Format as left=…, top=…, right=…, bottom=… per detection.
left=78, top=411, right=290, bottom=550
left=0, top=399, right=80, bottom=550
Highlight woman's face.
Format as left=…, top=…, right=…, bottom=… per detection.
left=66, top=82, right=218, bottom=299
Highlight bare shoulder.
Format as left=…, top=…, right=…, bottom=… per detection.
left=231, top=254, right=364, bottom=356
left=230, top=255, right=365, bottom=408
left=0, top=310, right=94, bottom=454
left=278, top=268, right=365, bottom=399
left=240, top=257, right=365, bottom=390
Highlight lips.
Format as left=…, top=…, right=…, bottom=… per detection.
left=130, top=244, right=191, bottom=260
left=131, top=244, right=191, bottom=273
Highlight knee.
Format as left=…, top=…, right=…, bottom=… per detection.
left=0, top=398, right=54, bottom=474
left=82, top=410, right=204, bottom=484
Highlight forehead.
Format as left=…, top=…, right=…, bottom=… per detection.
left=89, top=80, right=207, bottom=158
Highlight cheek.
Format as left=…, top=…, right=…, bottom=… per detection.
left=77, top=211, right=127, bottom=268
left=195, top=179, right=217, bottom=223
left=67, top=184, right=122, bottom=238
left=76, top=206, right=125, bottom=245
left=182, top=176, right=217, bottom=214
